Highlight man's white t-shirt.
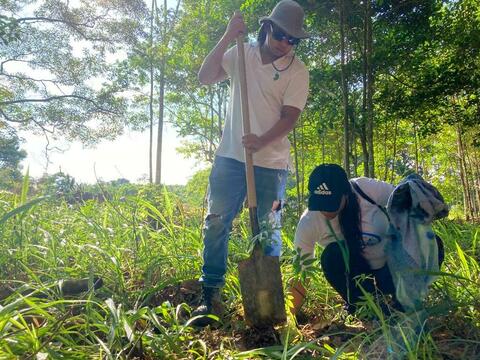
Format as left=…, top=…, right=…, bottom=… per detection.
left=217, top=42, right=309, bottom=170
left=294, top=177, right=395, bottom=269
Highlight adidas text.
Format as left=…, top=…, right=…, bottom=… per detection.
left=314, top=189, right=332, bottom=195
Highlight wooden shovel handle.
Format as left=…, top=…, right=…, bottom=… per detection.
left=236, top=34, right=260, bottom=236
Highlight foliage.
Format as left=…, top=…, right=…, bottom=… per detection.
left=0, top=127, right=26, bottom=189
left=2, top=0, right=479, bottom=217
left=0, top=0, right=150, bottom=146
left=0, top=183, right=478, bottom=357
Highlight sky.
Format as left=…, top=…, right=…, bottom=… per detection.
left=15, top=0, right=204, bottom=186
left=21, top=125, right=203, bottom=185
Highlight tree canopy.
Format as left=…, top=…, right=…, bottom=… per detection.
left=0, top=0, right=149, bottom=145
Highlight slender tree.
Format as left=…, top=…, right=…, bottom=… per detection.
left=338, top=0, right=350, bottom=174
left=149, top=0, right=156, bottom=183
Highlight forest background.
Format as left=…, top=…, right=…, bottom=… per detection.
left=1, top=0, right=479, bottom=220
left=0, top=0, right=479, bottom=358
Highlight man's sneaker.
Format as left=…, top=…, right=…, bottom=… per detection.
left=190, top=286, right=224, bottom=327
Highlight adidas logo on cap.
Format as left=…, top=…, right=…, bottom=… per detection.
left=314, top=183, right=332, bottom=196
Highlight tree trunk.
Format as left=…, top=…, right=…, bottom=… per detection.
left=365, top=0, right=375, bottom=178
left=361, top=0, right=369, bottom=177
left=359, top=123, right=368, bottom=177
left=413, top=118, right=419, bottom=173
left=420, top=131, right=426, bottom=176
left=154, top=0, right=167, bottom=185
left=339, top=0, right=350, bottom=175
left=456, top=125, right=472, bottom=221
left=155, top=58, right=165, bottom=185
left=321, top=125, right=326, bottom=164
left=472, top=146, right=480, bottom=221
left=465, top=135, right=480, bottom=220
left=348, top=100, right=358, bottom=177
left=390, top=118, right=399, bottom=183
left=383, top=120, right=388, bottom=181
left=352, top=113, right=358, bottom=177
left=148, top=0, right=155, bottom=184
left=337, top=131, right=343, bottom=164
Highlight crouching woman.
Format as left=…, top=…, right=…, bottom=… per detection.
left=289, top=164, right=445, bottom=316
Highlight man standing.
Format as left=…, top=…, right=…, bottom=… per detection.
left=192, top=0, right=310, bottom=326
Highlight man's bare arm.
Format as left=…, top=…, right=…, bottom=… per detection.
left=198, top=12, right=246, bottom=85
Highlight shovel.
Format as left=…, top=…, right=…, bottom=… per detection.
left=235, top=33, right=286, bottom=327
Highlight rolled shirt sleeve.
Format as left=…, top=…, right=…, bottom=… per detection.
left=294, top=209, right=339, bottom=257
left=294, top=210, right=317, bottom=257
left=221, top=45, right=237, bottom=77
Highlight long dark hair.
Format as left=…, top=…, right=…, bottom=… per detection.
left=339, top=188, right=370, bottom=275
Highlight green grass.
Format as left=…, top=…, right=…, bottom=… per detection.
left=0, top=185, right=479, bottom=359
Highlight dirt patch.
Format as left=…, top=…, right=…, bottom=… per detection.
left=149, top=279, right=202, bottom=309
left=148, top=283, right=369, bottom=355
left=234, top=325, right=280, bottom=350
left=430, top=312, right=480, bottom=359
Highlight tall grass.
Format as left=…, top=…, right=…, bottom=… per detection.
left=272, top=219, right=480, bottom=359
left=0, top=182, right=479, bottom=358
left=0, top=184, right=209, bottom=358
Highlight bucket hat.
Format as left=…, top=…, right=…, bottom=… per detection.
left=259, top=0, right=310, bottom=39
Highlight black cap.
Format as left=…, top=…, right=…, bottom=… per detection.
left=308, top=164, right=351, bottom=212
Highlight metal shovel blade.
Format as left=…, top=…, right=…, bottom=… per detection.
left=238, top=245, right=286, bottom=327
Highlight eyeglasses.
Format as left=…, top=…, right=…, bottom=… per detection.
left=361, top=232, right=382, bottom=248
left=270, top=24, right=300, bottom=46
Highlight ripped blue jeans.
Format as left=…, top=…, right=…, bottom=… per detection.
left=199, top=156, right=287, bottom=288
